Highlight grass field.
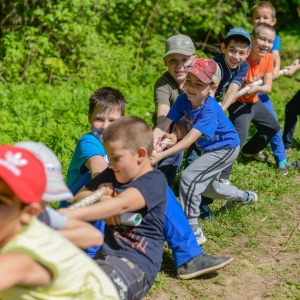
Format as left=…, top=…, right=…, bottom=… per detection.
left=0, top=55, right=299, bottom=299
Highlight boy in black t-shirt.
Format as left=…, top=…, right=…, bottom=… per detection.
left=61, top=116, right=167, bottom=300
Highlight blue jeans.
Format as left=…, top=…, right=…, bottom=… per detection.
left=156, top=151, right=184, bottom=187
left=259, top=94, right=286, bottom=163
left=87, top=187, right=204, bottom=269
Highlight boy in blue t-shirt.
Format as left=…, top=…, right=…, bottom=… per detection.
left=152, top=58, right=258, bottom=238
left=66, top=87, right=125, bottom=196
left=185, top=29, right=251, bottom=216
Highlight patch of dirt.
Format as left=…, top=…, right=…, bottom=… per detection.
left=144, top=195, right=300, bottom=300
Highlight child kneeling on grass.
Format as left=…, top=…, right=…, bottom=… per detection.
left=60, top=116, right=168, bottom=300
left=151, top=58, right=258, bottom=243
left=0, top=145, right=119, bottom=300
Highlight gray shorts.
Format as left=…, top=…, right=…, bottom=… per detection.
left=95, top=255, right=150, bottom=300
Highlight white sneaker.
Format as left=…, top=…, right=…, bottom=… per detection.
left=193, top=227, right=207, bottom=245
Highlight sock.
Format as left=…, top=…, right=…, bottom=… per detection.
left=278, top=159, right=287, bottom=167
left=188, top=217, right=199, bottom=231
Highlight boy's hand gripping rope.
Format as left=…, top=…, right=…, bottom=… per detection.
left=69, top=187, right=142, bottom=226
left=69, top=187, right=107, bottom=209
left=235, top=69, right=288, bottom=99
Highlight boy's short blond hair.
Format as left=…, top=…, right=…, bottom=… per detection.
left=102, top=116, right=153, bottom=157
left=252, top=1, right=276, bottom=18
left=252, top=22, right=276, bottom=37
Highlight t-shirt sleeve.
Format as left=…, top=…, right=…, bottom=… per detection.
left=231, top=61, right=249, bottom=86
left=38, top=206, right=68, bottom=230
left=77, top=135, right=106, bottom=171
left=154, top=78, right=172, bottom=106
left=271, top=35, right=280, bottom=52
left=130, top=170, right=167, bottom=211
left=85, top=168, right=112, bottom=191
left=265, top=54, right=275, bottom=74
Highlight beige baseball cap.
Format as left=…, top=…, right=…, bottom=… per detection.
left=164, top=34, right=195, bottom=58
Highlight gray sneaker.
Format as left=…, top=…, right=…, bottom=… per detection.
left=221, top=191, right=258, bottom=209
left=242, top=151, right=268, bottom=162
left=241, top=191, right=258, bottom=205
left=177, top=254, right=233, bottom=280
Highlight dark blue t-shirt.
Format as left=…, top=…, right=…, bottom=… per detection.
left=86, top=168, right=167, bottom=286
left=167, top=94, right=240, bottom=151
left=213, top=53, right=249, bottom=100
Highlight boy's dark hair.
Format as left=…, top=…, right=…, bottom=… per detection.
left=252, top=1, right=276, bottom=18
left=224, top=35, right=250, bottom=48
left=89, top=87, right=126, bottom=116
left=252, top=22, right=276, bottom=37
left=102, top=116, right=153, bottom=157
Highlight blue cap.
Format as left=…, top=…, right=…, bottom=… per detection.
left=226, top=28, right=251, bottom=44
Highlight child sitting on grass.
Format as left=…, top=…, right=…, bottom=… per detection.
left=62, top=86, right=233, bottom=280
left=0, top=145, right=119, bottom=300
left=151, top=58, right=258, bottom=241
left=60, top=116, right=168, bottom=300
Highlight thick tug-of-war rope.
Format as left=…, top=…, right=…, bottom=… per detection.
left=69, top=187, right=142, bottom=226
left=235, top=69, right=288, bottom=99
left=69, top=187, right=107, bottom=209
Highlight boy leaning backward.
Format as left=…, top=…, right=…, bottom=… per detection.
left=195, top=27, right=251, bottom=216
left=0, top=145, right=119, bottom=300
left=251, top=1, right=289, bottom=175
left=60, top=116, right=167, bottom=300
left=225, top=23, right=281, bottom=181
left=151, top=58, right=258, bottom=242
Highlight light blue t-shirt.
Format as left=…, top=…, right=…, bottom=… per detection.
left=167, top=94, right=240, bottom=152
left=66, top=132, right=109, bottom=195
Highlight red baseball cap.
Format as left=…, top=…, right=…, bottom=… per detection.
left=0, top=145, right=46, bottom=204
left=185, top=58, right=221, bottom=85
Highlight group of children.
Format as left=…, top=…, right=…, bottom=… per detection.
left=0, top=1, right=299, bottom=300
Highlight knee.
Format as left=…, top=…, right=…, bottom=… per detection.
left=273, top=122, right=281, bottom=134
left=211, top=180, right=222, bottom=194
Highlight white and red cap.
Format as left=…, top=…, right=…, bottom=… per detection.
left=185, top=58, right=221, bottom=85
left=15, top=142, right=74, bottom=202
left=0, top=145, right=46, bottom=204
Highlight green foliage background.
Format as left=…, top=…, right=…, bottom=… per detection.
left=0, top=0, right=299, bottom=171
left=0, top=2, right=300, bottom=297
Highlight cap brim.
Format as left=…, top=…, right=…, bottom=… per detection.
left=43, top=179, right=73, bottom=202
left=164, top=49, right=194, bottom=58
left=226, top=33, right=251, bottom=44
left=186, top=67, right=213, bottom=84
